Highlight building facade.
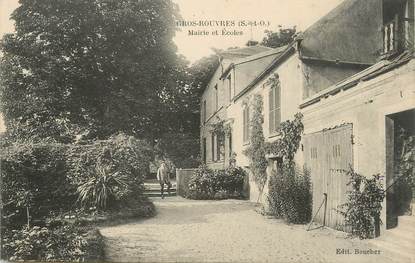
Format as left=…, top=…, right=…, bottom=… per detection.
left=200, top=0, right=415, bottom=234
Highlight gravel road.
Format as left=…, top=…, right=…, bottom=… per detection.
left=99, top=197, right=396, bottom=263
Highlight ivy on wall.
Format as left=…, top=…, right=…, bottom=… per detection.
left=243, top=94, right=268, bottom=188
left=265, top=113, right=304, bottom=165
left=210, top=116, right=232, bottom=137
left=337, top=168, right=385, bottom=239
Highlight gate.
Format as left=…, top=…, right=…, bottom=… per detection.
left=304, top=124, right=353, bottom=230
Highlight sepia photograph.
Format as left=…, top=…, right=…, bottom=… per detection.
left=0, top=0, right=414, bottom=262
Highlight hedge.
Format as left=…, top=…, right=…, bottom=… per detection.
left=187, top=165, right=246, bottom=200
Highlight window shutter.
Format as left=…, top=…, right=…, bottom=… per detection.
left=211, top=133, right=215, bottom=161
left=269, top=88, right=274, bottom=133
left=229, top=132, right=232, bottom=157
left=275, top=84, right=281, bottom=131
left=246, top=107, right=250, bottom=140
left=217, top=135, right=221, bottom=161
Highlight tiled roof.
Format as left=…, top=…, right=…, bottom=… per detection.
left=300, top=0, right=383, bottom=64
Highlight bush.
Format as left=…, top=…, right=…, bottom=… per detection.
left=1, top=134, right=154, bottom=229
left=187, top=165, right=246, bottom=200
left=1, top=134, right=154, bottom=261
left=338, top=168, right=385, bottom=239
left=1, top=143, right=75, bottom=228
left=267, top=164, right=312, bottom=224
left=2, top=224, right=104, bottom=262
left=67, top=134, right=154, bottom=211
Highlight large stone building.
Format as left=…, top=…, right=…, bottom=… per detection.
left=200, top=0, right=415, bottom=236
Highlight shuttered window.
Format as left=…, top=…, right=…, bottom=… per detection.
left=211, top=133, right=215, bottom=161
left=243, top=106, right=250, bottom=143
left=202, top=137, right=207, bottom=164
left=202, top=100, right=206, bottom=123
left=216, top=135, right=221, bottom=161
left=269, top=81, right=281, bottom=134
left=229, top=132, right=232, bottom=157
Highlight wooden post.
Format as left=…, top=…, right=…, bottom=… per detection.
left=323, top=193, right=328, bottom=227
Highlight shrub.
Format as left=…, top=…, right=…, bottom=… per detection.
left=267, top=164, right=312, bottom=224
left=2, top=224, right=104, bottom=262
left=67, top=134, right=154, bottom=211
left=0, top=143, right=75, bottom=228
left=187, top=165, right=246, bottom=200
left=337, top=168, right=385, bottom=239
left=1, top=134, right=154, bottom=229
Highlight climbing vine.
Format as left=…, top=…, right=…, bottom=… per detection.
left=337, top=167, right=385, bottom=239
left=392, top=126, right=415, bottom=215
left=265, top=112, right=304, bottom=165
left=210, top=116, right=232, bottom=137
left=243, top=94, right=268, bottom=188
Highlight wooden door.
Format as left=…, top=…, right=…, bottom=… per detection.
left=304, top=124, right=353, bottom=230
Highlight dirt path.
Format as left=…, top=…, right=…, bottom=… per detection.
left=99, top=197, right=396, bottom=263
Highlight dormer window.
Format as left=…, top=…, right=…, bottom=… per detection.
left=382, top=0, right=414, bottom=55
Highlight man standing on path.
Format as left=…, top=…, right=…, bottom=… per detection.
left=157, top=160, right=171, bottom=199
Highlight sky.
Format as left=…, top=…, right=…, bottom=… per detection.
left=173, top=0, right=344, bottom=62
left=0, top=0, right=345, bottom=132
left=1, top=0, right=345, bottom=62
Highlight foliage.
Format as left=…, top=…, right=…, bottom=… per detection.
left=265, top=113, right=304, bottom=164
left=154, top=132, right=200, bottom=169
left=187, top=165, right=246, bottom=200
left=76, top=163, right=130, bottom=210
left=1, top=143, right=75, bottom=228
left=187, top=54, right=220, bottom=99
left=2, top=224, right=103, bottom=262
left=243, top=94, right=268, bottom=188
left=337, top=168, right=385, bottom=239
left=0, top=0, right=191, bottom=141
left=267, top=164, right=312, bottom=223
left=1, top=134, right=154, bottom=230
left=67, top=134, right=154, bottom=211
left=394, top=126, right=415, bottom=208
left=210, top=116, right=232, bottom=137
left=261, top=26, right=297, bottom=48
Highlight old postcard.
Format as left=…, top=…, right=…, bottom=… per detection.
left=0, top=0, right=414, bottom=262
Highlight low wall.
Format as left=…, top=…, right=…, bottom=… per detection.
left=176, top=168, right=197, bottom=197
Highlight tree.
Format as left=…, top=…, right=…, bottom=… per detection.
left=260, top=26, right=297, bottom=48
left=0, top=0, right=187, bottom=142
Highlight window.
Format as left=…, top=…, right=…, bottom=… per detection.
left=202, top=100, right=206, bottom=123
left=243, top=105, right=250, bottom=143
left=229, top=132, right=232, bottom=157
left=214, top=84, right=218, bottom=111
left=216, top=134, right=223, bottom=161
left=202, top=138, right=207, bottom=164
left=211, top=133, right=215, bottom=161
left=227, top=75, right=232, bottom=102
left=211, top=133, right=224, bottom=162
left=269, top=80, right=281, bottom=134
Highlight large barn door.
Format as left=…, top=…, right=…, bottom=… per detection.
left=304, top=124, right=353, bottom=230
